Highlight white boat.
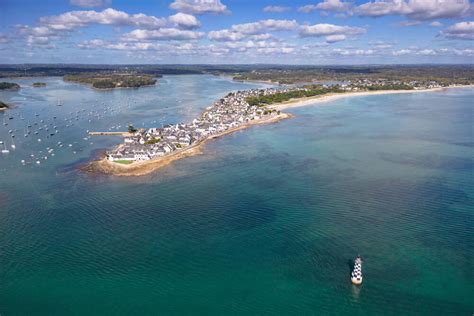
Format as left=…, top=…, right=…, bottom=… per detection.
left=351, top=255, right=363, bottom=285
left=2, top=143, right=10, bottom=154
left=11, top=135, right=16, bottom=149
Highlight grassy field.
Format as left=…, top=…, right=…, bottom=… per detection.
left=114, top=160, right=134, bottom=165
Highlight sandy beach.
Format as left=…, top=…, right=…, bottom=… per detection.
left=83, top=112, right=293, bottom=176
left=269, top=85, right=474, bottom=111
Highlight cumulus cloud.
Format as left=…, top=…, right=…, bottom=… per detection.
left=298, top=5, right=318, bottom=13
left=315, top=0, right=352, bottom=12
left=231, top=19, right=298, bottom=34
left=208, top=29, right=246, bottom=41
left=300, top=23, right=366, bottom=43
left=16, top=25, right=65, bottom=47
left=39, top=8, right=166, bottom=31
left=298, top=0, right=351, bottom=13
left=209, top=19, right=298, bottom=42
left=354, top=0, right=471, bottom=20
left=300, top=23, right=366, bottom=37
left=168, top=12, right=201, bottom=29
left=169, top=0, right=230, bottom=15
left=440, top=21, right=474, bottom=40
left=122, top=28, right=204, bottom=41
left=332, top=48, right=375, bottom=55
left=392, top=46, right=474, bottom=55
left=325, top=34, right=347, bottom=42
left=263, top=5, right=291, bottom=13
left=70, top=0, right=111, bottom=8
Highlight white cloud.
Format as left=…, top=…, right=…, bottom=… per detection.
left=429, top=21, right=442, bottom=27
left=325, top=34, right=346, bottom=42
left=392, top=48, right=412, bottom=55
left=231, top=19, right=298, bottom=35
left=391, top=46, right=474, bottom=55
left=316, top=0, right=352, bottom=12
left=397, top=20, right=422, bottom=26
left=300, top=23, right=366, bottom=38
left=298, top=5, right=318, bottom=13
left=263, top=5, right=291, bottom=13
left=354, top=0, right=471, bottom=20
left=39, top=8, right=166, bottom=31
left=168, top=13, right=201, bottom=29
left=332, top=48, right=375, bottom=55
left=169, top=0, right=230, bottom=15
left=208, top=29, right=246, bottom=41
left=70, top=0, right=111, bottom=8
left=209, top=19, right=298, bottom=42
left=371, top=41, right=393, bottom=48
left=257, top=47, right=294, bottom=54
left=122, top=28, right=204, bottom=41
left=440, top=21, right=474, bottom=40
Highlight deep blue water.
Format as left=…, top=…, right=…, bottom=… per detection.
left=0, top=76, right=472, bottom=315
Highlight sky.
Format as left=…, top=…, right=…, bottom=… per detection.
left=0, top=0, right=472, bottom=64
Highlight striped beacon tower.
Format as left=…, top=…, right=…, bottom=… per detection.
left=351, top=255, right=363, bottom=285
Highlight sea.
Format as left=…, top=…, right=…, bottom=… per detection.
left=0, top=75, right=472, bottom=315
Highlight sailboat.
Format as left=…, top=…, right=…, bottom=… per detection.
left=11, top=135, right=16, bottom=149
left=57, top=98, right=62, bottom=106
left=2, top=142, right=10, bottom=154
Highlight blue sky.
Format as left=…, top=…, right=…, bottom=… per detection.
left=0, top=0, right=472, bottom=64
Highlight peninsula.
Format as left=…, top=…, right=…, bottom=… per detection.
left=84, top=79, right=470, bottom=176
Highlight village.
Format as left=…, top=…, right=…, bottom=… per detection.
left=105, top=87, right=287, bottom=162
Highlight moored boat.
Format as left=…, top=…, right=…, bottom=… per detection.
left=351, top=255, right=363, bottom=285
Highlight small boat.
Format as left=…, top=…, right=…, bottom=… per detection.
left=2, top=143, right=10, bottom=154
left=351, top=255, right=363, bottom=285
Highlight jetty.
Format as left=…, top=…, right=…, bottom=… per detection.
left=88, top=131, right=132, bottom=136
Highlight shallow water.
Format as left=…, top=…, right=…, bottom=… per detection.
left=0, top=77, right=472, bottom=315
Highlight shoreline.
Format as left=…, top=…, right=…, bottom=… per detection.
left=269, top=85, right=474, bottom=111
left=82, top=84, right=473, bottom=177
left=82, top=112, right=293, bottom=176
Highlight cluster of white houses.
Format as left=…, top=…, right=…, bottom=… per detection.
left=340, top=79, right=443, bottom=90
left=107, top=88, right=284, bottom=162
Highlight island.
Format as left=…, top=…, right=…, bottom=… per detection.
left=83, top=79, right=471, bottom=177
left=32, top=82, right=47, bottom=87
left=0, top=82, right=20, bottom=90
left=64, top=73, right=158, bottom=90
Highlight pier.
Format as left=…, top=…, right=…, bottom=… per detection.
left=88, top=132, right=132, bottom=136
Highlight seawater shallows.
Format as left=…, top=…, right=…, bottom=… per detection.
left=0, top=76, right=472, bottom=315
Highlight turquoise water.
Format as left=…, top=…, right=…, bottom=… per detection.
left=0, top=76, right=472, bottom=315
